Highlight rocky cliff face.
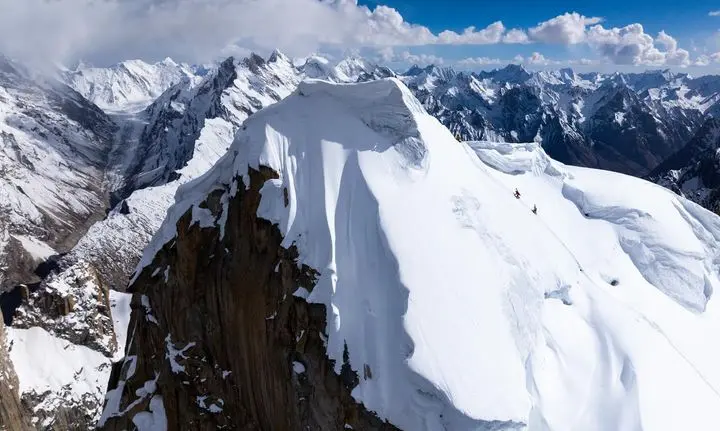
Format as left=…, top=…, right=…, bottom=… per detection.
left=0, top=310, right=31, bottom=431
left=99, top=167, right=396, bottom=430
left=650, top=117, right=720, bottom=212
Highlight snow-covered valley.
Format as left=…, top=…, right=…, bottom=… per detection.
left=2, top=50, right=720, bottom=429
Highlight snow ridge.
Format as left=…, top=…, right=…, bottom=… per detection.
left=133, top=78, right=720, bottom=430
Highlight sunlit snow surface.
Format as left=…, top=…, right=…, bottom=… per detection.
left=135, top=78, right=720, bottom=430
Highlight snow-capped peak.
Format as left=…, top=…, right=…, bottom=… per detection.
left=120, top=77, right=720, bottom=430
left=61, top=58, right=198, bottom=112
left=298, top=54, right=334, bottom=80
left=478, top=63, right=532, bottom=84
left=268, top=49, right=290, bottom=65
left=334, top=56, right=373, bottom=82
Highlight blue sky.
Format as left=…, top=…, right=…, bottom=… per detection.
left=355, top=0, right=720, bottom=72
left=0, top=0, right=718, bottom=72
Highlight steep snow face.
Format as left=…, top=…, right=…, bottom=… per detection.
left=135, top=78, right=720, bottom=430
left=62, top=58, right=199, bottom=112
left=68, top=51, right=394, bottom=292
left=0, top=56, right=115, bottom=289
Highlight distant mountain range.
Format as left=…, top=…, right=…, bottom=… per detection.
left=63, top=53, right=720, bottom=179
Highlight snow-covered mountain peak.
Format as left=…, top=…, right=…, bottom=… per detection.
left=109, top=77, right=720, bottom=430
left=159, top=57, right=178, bottom=67
left=478, top=63, right=532, bottom=84
left=298, top=55, right=334, bottom=79
left=334, top=56, right=374, bottom=82
left=294, top=54, right=386, bottom=83
left=267, top=48, right=291, bottom=65
left=61, top=58, right=198, bottom=112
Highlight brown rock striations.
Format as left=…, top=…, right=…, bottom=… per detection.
left=99, top=166, right=398, bottom=430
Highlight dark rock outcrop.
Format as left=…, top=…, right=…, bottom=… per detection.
left=650, top=117, right=720, bottom=212
left=11, top=262, right=117, bottom=356
left=99, top=167, right=397, bottom=430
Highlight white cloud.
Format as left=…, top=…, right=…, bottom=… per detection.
left=0, top=1, right=706, bottom=70
left=526, top=52, right=550, bottom=65
left=398, top=51, right=445, bottom=65
left=655, top=30, right=679, bottom=52
left=503, top=29, right=531, bottom=44
left=376, top=47, right=445, bottom=65
left=376, top=46, right=396, bottom=63
left=528, top=12, right=602, bottom=44
left=694, top=52, right=720, bottom=66
left=655, top=31, right=691, bottom=66
left=0, top=0, right=443, bottom=65
left=0, top=0, right=533, bottom=66
left=586, top=24, right=689, bottom=66
left=437, top=22, right=505, bottom=45
left=458, top=53, right=602, bottom=69
left=709, top=11, right=720, bottom=17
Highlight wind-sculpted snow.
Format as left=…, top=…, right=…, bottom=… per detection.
left=131, top=78, right=720, bottom=430
left=562, top=175, right=716, bottom=313
left=297, top=79, right=424, bottom=141
left=468, top=141, right=567, bottom=178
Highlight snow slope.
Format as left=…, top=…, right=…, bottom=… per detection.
left=129, top=78, right=720, bottom=430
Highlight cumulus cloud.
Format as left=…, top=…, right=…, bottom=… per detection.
left=528, top=12, right=602, bottom=44
left=694, top=52, right=720, bottom=66
left=655, top=31, right=691, bottom=65
left=375, top=47, right=445, bottom=65
left=398, top=51, right=446, bottom=65
left=526, top=52, right=550, bottom=65
left=710, top=11, right=720, bottom=17
left=0, top=1, right=705, bottom=69
left=0, top=0, right=443, bottom=65
left=437, top=21, right=505, bottom=45
left=587, top=24, right=689, bottom=66
left=503, top=29, right=531, bottom=44
left=0, top=0, right=536, bottom=66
